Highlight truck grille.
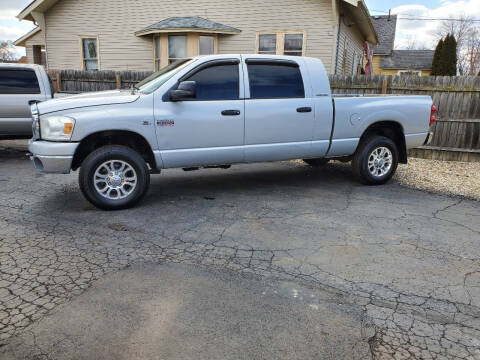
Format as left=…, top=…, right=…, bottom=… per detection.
left=31, top=104, right=40, bottom=140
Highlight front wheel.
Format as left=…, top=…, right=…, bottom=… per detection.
left=79, top=145, right=150, bottom=210
left=352, top=136, right=398, bottom=185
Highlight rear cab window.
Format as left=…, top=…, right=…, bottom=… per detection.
left=0, top=68, right=41, bottom=94
left=246, top=60, right=305, bottom=99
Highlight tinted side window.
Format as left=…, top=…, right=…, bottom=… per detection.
left=185, top=64, right=239, bottom=101
left=247, top=64, right=304, bottom=99
left=0, top=69, right=41, bottom=94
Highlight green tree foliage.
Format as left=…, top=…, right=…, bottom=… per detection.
left=431, top=38, right=444, bottom=76
left=443, top=34, right=458, bottom=76
left=432, top=35, right=458, bottom=76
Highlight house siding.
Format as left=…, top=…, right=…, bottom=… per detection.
left=40, top=0, right=338, bottom=71
left=25, top=30, right=45, bottom=64
left=335, top=14, right=364, bottom=75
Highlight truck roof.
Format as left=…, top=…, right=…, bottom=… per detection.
left=0, top=63, right=45, bottom=70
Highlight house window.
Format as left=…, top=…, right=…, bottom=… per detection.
left=284, top=34, right=303, bottom=56
left=168, top=35, right=187, bottom=64
left=154, top=37, right=161, bottom=71
left=257, top=32, right=305, bottom=56
left=81, top=37, right=99, bottom=70
left=258, top=34, right=277, bottom=54
left=199, top=36, right=215, bottom=55
left=398, top=70, right=422, bottom=76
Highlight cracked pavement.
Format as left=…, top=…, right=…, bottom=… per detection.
left=1, top=142, right=480, bottom=359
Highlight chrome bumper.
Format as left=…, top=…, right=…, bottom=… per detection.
left=28, top=140, right=79, bottom=174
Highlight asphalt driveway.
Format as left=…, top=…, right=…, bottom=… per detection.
left=1, top=141, right=479, bottom=359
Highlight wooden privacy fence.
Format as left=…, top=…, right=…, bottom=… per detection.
left=46, top=70, right=480, bottom=162
left=330, top=75, right=480, bottom=162
left=47, top=69, right=153, bottom=93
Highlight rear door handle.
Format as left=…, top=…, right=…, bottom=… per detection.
left=297, top=107, right=312, bottom=113
left=221, top=110, right=241, bottom=116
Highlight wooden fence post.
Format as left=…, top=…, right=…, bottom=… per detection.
left=56, top=71, right=62, bottom=92
left=116, top=74, right=122, bottom=89
left=381, top=78, right=388, bottom=94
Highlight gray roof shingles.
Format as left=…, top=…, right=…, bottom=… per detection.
left=379, top=50, right=435, bottom=70
left=370, top=15, right=434, bottom=70
left=371, top=15, right=397, bottom=55
left=138, top=16, right=240, bottom=34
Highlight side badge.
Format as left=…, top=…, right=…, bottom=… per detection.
left=157, top=120, right=175, bottom=127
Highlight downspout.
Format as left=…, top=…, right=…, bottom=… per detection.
left=334, top=14, right=342, bottom=75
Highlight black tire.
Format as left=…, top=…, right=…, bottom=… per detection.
left=79, top=145, right=150, bottom=210
left=303, top=158, right=330, bottom=167
left=352, top=136, right=398, bottom=185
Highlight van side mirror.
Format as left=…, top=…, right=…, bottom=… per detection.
left=168, top=81, right=196, bottom=101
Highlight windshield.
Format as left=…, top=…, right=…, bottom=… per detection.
left=137, top=58, right=195, bottom=94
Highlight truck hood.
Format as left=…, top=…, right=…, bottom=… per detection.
left=38, top=90, right=140, bottom=115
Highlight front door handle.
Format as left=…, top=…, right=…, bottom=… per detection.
left=297, top=107, right=312, bottom=113
left=221, top=110, right=241, bottom=116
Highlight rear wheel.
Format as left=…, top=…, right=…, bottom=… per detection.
left=79, top=145, right=150, bottom=210
left=352, top=136, right=398, bottom=185
left=303, top=158, right=330, bottom=167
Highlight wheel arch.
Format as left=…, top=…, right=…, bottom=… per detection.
left=359, top=120, right=407, bottom=164
left=71, top=130, right=156, bottom=171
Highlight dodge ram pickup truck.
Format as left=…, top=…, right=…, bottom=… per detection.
left=28, top=54, right=435, bottom=210
left=0, top=64, right=52, bottom=138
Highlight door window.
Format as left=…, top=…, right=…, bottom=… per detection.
left=0, top=69, right=40, bottom=94
left=247, top=63, right=304, bottom=99
left=184, top=63, right=239, bottom=101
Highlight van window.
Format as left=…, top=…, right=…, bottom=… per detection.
left=0, top=69, right=41, bottom=94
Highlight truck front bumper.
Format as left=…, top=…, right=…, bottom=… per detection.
left=28, top=140, right=79, bottom=174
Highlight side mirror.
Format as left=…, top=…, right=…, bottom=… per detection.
left=168, top=81, right=196, bottom=102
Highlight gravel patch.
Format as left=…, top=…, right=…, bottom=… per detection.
left=394, top=158, right=480, bottom=201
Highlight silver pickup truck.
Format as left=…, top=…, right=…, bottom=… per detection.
left=28, top=54, right=435, bottom=210
left=0, top=64, right=52, bottom=138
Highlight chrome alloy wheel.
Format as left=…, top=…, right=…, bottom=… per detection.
left=367, top=146, right=393, bottom=177
left=93, top=160, right=137, bottom=200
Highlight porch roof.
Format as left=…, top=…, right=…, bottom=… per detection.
left=135, top=17, right=241, bottom=36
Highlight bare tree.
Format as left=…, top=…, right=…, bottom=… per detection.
left=464, top=28, right=480, bottom=75
left=396, top=35, right=428, bottom=51
left=405, top=36, right=418, bottom=50
left=437, top=15, right=480, bottom=75
left=0, top=41, right=17, bottom=62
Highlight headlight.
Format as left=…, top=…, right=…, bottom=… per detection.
left=40, top=116, right=76, bottom=141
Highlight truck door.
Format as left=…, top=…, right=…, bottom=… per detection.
left=0, top=68, right=47, bottom=136
left=243, top=58, right=315, bottom=162
left=155, top=58, right=245, bottom=168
